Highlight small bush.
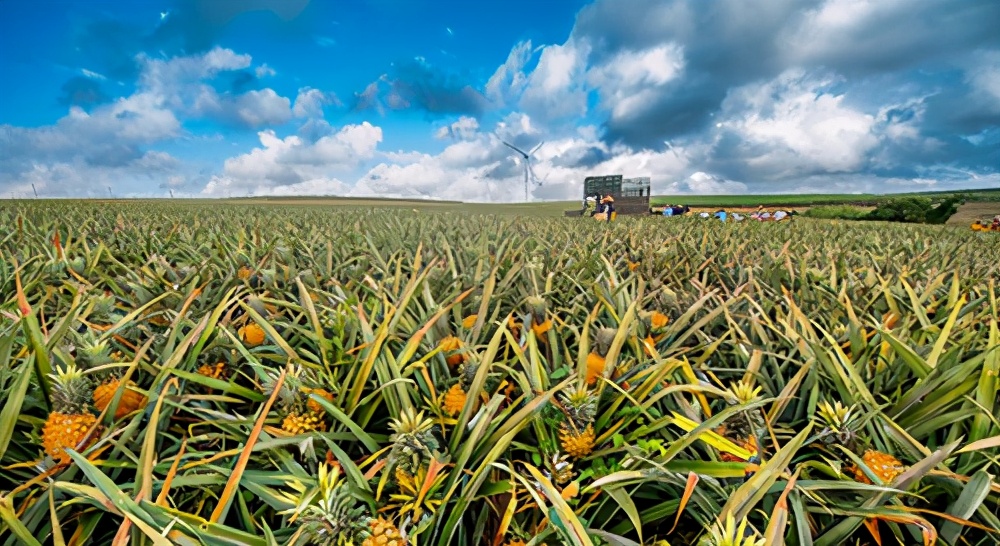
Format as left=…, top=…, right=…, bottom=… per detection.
left=803, top=205, right=869, bottom=220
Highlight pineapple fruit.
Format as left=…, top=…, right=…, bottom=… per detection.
left=42, top=365, right=101, bottom=465
left=262, top=366, right=331, bottom=435
left=525, top=295, right=552, bottom=337
left=92, top=376, right=147, bottom=420
left=387, top=407, right=439, bottom=482
left=558, top=387, right=598, bottom=458
left=586, top=327, right=617, bottom=386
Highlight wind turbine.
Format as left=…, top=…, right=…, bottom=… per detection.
left=169, top=189, right=175, bottom=199
left=31, top=183, right=38, bottom=198
left=500, top=138, right=544, bottom=201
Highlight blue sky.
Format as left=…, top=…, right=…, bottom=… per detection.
left=1, top=0, right=998, bottom=201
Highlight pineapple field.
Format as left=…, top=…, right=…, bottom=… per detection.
left=1, top=200, right=999, bottom=546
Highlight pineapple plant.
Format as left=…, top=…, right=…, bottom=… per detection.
left=42, top=365, right=101, bottom=465
left=262, top=365, right=332, bottom=435
left=387, top=407, right=439, bottom=484
left=524, top=295, right=551, bottom=337
left=585, top=327, right=617, bottom=386
left=557, top=387, right=598, bottom=459
left=278, top=462, right=377, bottom=546
left=716, top=379, right=764, bottom=454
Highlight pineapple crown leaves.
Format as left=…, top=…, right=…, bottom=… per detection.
left=593, top=327, right=618, bottom=357
left=278, top=462, right=370, bottom=543
left=524, top=295, right=548, bottom=323
left=724, top=379, right=763, bottom=405
left=699, top=512, right=764, bottom=546
left=814, top=400, right=855, bottom=431
left=557, top=387, right=598, bottom=429
left=49, top=364, right=95, bottom=414
left=387, top=407, right=440, bottom=473
left=73, top=330, right=113, bottom=368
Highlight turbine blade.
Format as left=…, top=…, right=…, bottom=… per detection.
left=529, top=141, right=544, bottom=156
left=502, top=140, right=528, bottom=157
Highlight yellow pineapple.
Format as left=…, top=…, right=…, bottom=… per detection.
left=42, top=365, right=100, bottom=465
left=262, top=365, right=331, bottom=435
left=363, top=516, right=407, bottom=546
left=281, top=411, right=327, bottom=434
left=558, top=387, right=598, bottom=458
left=461, top=314, right=478, bottom=329
left=92, top=376, right=147, bottom=420
left=698, top=512, right=764, bottom=546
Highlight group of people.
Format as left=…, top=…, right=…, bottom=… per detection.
left=699, top=206, right=793, bottom=222
left=972, top=214, right=1000, bottom=231
left=583, top=194, right=616, bottom=221
left=660, top=204, right=690, bottom=216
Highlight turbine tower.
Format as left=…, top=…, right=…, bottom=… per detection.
left=500, top=138, right=544, bottom=201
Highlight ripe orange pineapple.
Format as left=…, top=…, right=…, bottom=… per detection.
left=237, top=265, right=253, bottom=280
left=438, top=335, right=465, bottom=366
left=461, top=314, right=478, bottom=328
left=525, top=296, right=552, bottom=338
left=196, top=361, right=227, bottom=380
left=851, top=450, right=905, bottom=484
left=585, top=327, right=617, bottom=386
left=42, top=365, right=100, bottom=465
left=93, top=376, right=147, bottom=420
left=238, top=322, right=266, bottom=347
left=441, top=383, right=467, bottom=416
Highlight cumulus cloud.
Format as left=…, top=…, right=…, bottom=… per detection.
left=200, top=122, right=383, bottom=196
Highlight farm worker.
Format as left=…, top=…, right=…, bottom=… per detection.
left=774, top=210, right=788, bottom=221
left=993, top=215, right=1000, bottom=229
left=663, top=205, right=673, bottom=217
left=714, top=209, right=727, bottom=222
left=584, top=197, right=597, bottom=216
left=601, top=195, right=615, bottom=221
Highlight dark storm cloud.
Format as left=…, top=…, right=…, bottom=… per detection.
left=57, top=76, right=110, bottom=107
left=354, top=59, right=491, bottom=118
left=569, top=0, right=1000, bottom=152
left=549, top=145, right=610, bottom=169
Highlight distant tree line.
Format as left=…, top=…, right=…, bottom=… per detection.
left=805, top=196, right=963, bottom=224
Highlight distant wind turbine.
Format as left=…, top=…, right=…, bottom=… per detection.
left=169, top=189, right=175, bottom=199
left=499, top=137, right=544, bottom=201
left=108, top=186, right=114, bottom=199
left=31, top=183, right=38, bottom=198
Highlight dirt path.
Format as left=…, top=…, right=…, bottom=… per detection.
left=948, top=202, right=1000, bottom=225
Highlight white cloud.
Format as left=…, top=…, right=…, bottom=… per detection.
left=486, top=40, right=535, bottom=107
left=255, top=64, right=277, bottom=78
left=717, top=69, right=879, bottom=178
left=667, top=172, right=748, bottom=195
left=587, top=43, right=685, bottom=121
left=519, top=41, right=591, bottom=123
left=435, top=116, right=480, bottom=140
left=292, top=87, right=336, bottom=118
left=201, top=122, right=383, bottom=196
